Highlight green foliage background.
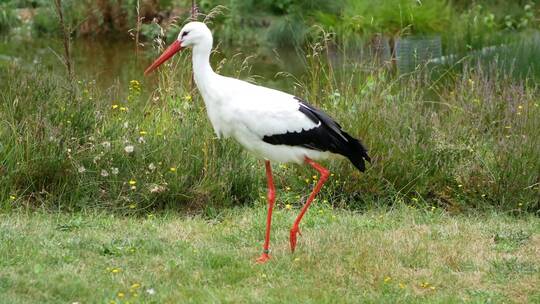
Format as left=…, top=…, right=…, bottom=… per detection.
left=0, top=0, right=539, bottom=213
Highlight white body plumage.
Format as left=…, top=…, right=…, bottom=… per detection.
left=186, top=23, right=330, bottom=164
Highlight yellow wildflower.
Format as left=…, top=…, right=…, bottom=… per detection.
left=111, top=268, right=121, bottom=273
left=117, top=292, right=125, bottom=298
left=9, top=195, right=16, bottom=200
left=517, top=105, right=523, bottom=110
left=384, top=276, right=391, bottom=283
left=399, top=282, right=406, bottom=289
left=129, top=204, right=136, bottom=209
left=285, top=186, right=291, bottom=191
left=285, top=204, right=292, bottom=210
left=129, top=180, right=137, bottom=185
left=312, top=175, right=318, bottom=180
left=131, top=283, right=141, bottom=289
left=184, top=94, right=192, bottom=101
left=170, top=167, right=177, bottom=172
left=120, top=107, right=128, bottom=112
left=294, top=257, right=300, bottom=262
left=139, top=130, right=147, bottom=135
left=112, top=104, right=119, bottom=109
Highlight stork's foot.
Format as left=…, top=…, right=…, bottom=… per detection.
left=289, top=225, right=302, bottom=253
left=256, top=253, right=271, bottom=264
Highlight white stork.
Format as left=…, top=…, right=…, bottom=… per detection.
left=145, top=22, right=370, bottom=263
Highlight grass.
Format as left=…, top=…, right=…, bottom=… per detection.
left=1, top=33, right=539, bottom=212
left=0, top=205, right=538, bottom=303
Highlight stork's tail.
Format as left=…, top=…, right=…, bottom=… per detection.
left=342, top=132, right=371, bottom=172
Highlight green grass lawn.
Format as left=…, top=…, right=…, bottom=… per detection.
left=0, top=205, right=538, bottom=303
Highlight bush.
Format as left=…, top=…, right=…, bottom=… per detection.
left=31, top=7, right=60, bottom=36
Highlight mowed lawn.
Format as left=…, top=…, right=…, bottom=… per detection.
left=0, top=205, right=538, bottom=303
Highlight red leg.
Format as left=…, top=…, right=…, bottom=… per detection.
left=290, top=157, right=330, bottom=253
left=256, top=160, right=276, bottom=263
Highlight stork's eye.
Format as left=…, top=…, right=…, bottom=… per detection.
left=181, top=31, right=189, bottom=38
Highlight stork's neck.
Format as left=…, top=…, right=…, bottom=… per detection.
left=192, top=42, right=216, bottom=92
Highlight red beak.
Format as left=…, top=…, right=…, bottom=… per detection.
left=144, top=40, right=183, bottom=75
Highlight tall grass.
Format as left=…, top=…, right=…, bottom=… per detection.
left=1, top=29, right=538, bottom=213
left=0, top=2, right=20, bottom=33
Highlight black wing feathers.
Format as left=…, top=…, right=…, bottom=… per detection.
left=262, top=97, right=371, bottom=172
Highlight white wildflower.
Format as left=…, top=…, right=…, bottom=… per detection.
left=101, top=141, right=111, bottom=149
left=100, top=169, right=109, bottom=177
left=148, top=163, right=156, bottom=171
left=77, top=166, right=86, bottom=173
left=111, top=167, right=119, bottom=175
left=124, top=145, right=134, bottom=153
left=146, top=288, right=156, bottom=295
left=149, top=184, right=166, bottom=194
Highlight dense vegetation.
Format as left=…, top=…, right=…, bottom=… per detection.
left=1, top=39, right=539, bottom=213
left=0, top=1, right=539, bottom=214
left=1, top=0, right=539, bottom=49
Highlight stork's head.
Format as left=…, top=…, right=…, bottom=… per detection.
left=144, top=21, right=212, bottom=75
